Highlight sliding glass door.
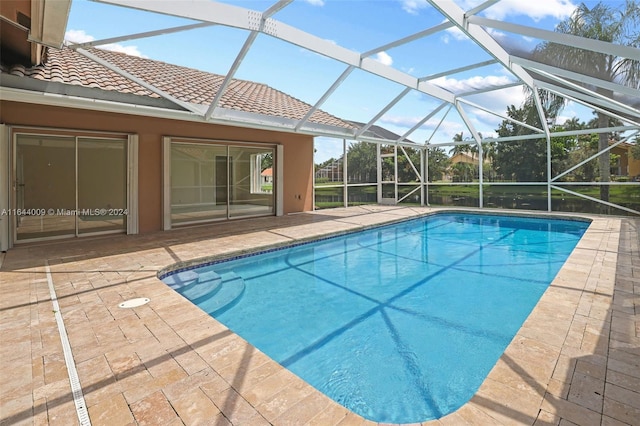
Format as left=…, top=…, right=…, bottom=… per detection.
left=170, top=143, right=228, bottom=225
left=14, top=134, right=127, bottom=241
left=15, top=135, right=76, bottom=240
left=78, top=138, right=127, bottom=234
left=229, top=146, right=274, bottom=219
left=169, top=141, right=275, bottom=226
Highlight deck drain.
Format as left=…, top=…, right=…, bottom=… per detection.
left=119, top=298, right=150, bottom=308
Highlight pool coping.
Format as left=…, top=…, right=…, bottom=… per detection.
left=1, top=205, right=636, bottom=425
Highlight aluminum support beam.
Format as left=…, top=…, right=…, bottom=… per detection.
left=455, top=101, right=484, bottom=207
left=205, top=0, right=292, bottom=120
left=511, top=55, right=640, bottom=100
left=355, top=87, right=412, bottom=138
left=420, top=148, right=425, bottom=206
left=420, top=59, right=497, bottom=81
left=74, top=48, right=203, bottom=114
left=551, top=185, right=640, bottom=215
left=457, top=81, right=523, bottom=97
left=204, top=31, right=258, bottom=119
left=482, top=133, right=547, bottom=143
left=96, top=0, right=456, bottom=104
left=465, top=0, right=500, bottom=17
left=399, top=145, right=422, bottom=182
left=426, top=106, right=452, bottom=145
left=426, top=0, right=536, bottom=90
left=457, top=98, right=544, bottom=134
left=397, top=102, right=450, bottom=143
left=532, top=87, right=553, bottom=211
left=532, top=69, right=639, bottom=119
left=553, top=131, right=639, bottom=182
left=551, top=126, right=639, bottom=138
left=429, top=140, right=487, bottom=147
left=468, top=16, right=640, bottom=60
left=343, top=138, right=348, bottom=208
left=295, top=66, right=355, bottom=131
left=361, top=22, right=453, bottom=58
left=537, top=81, right=640, bottom=125
left=68, top=23, right=215, bottom=49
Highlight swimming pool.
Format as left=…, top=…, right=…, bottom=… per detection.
left=161, top=212, right=589, bottom=423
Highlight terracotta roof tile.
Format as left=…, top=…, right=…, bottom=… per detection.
left=3, top=47, right=352, bottom=131
left=2, top=47, right=355, bottom=130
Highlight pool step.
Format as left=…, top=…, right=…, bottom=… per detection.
left=164, top=270, right=198, bottom=288
left=177, top=271, right=223, bottom=301
left=200, top=271, right=246, bottom=315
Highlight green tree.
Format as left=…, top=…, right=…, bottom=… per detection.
left=448, top=132, right=474, bottom=158
left=261, top=152, right=273, bottom=170
left=346, top=142, right=377, bottom=183
left=427, top=147, right=450, bottom=182
left=451, top=162, right=476, bottom=182
left=397, top=146, right=422, bottom=182
left=492, top=104, right=547, bottom=181
left=531, top=1, right=640, bottom=202
left=549, top=118, right=598, bottom=182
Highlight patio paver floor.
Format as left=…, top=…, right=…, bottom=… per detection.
left=0, top=206, right=638, bottom=425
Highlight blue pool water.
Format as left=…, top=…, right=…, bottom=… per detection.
left=161, top=213, right=589, bottom=423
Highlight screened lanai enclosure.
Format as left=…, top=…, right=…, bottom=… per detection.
left=38, top=0, right=640, bottom=217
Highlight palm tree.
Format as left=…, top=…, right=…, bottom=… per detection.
left=529, top=1, right=640, bottom=203
left=448, top=132, right=473, bottom=157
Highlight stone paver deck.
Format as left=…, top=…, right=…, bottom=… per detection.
left=1, top=206, right=638, bottom=425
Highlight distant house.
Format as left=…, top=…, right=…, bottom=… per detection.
left=261, top=168, right=273, bottom=185
left=315, top=160, right=343, bottom=183
left=450, top=151, right=478, bottom=166
left=611, top=141, right=640, bottom=179
left=443, top=151, right=484, bottom=182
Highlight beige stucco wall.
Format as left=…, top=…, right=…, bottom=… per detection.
left=1, top=100, right=315, bottom=233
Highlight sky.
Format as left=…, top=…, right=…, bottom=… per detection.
left=64, top=0, right=626, bottom=163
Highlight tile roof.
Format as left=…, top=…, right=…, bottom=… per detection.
left=347, top=120, right=416, bottom=144
left=1, top=46, right=355, bottom=130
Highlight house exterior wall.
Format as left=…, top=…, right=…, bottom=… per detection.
left=1, top=100, right=314, bottom=233
left=611, top=144, right=640, bottom=179
left=624, top=147, right=640, bottom=178
left=630, top=156, right=640, bottom=179
left=0, top=0, right=31, bottom=24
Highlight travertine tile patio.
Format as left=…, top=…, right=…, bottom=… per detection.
left=0, top=206, right=638, bottom=425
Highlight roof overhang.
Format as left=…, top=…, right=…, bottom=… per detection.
left=29, top=0, right=71, bottom=50
left=0, top=85, right=361, bottom=140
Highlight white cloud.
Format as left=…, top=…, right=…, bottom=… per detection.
left=303, top=0, right=325, bottom=6
left=314, top=136, right=344, bottom=163
left=379, top=115, right=424, bottom=128
left=443, top=26, right=469, bottom=43
left=400, top=0, right=429, bottom=15
left=430, top=74, right=530, bottom=129
left=483, top=0, right=577, bottom=22
left=374, top=51, right=393, bottom=66
left=65, top=29, right=146, bottom=58
left=379, top=113, right=472, bottom=144
left=440, top=22, right=502, bottom=45
left=455, top=0, right=576, bottom=22
left=65, top=29, right=94, bottom=44
left=486, top=28, right=506, bottom=40
left=432, top=75, right=516, bottom=94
